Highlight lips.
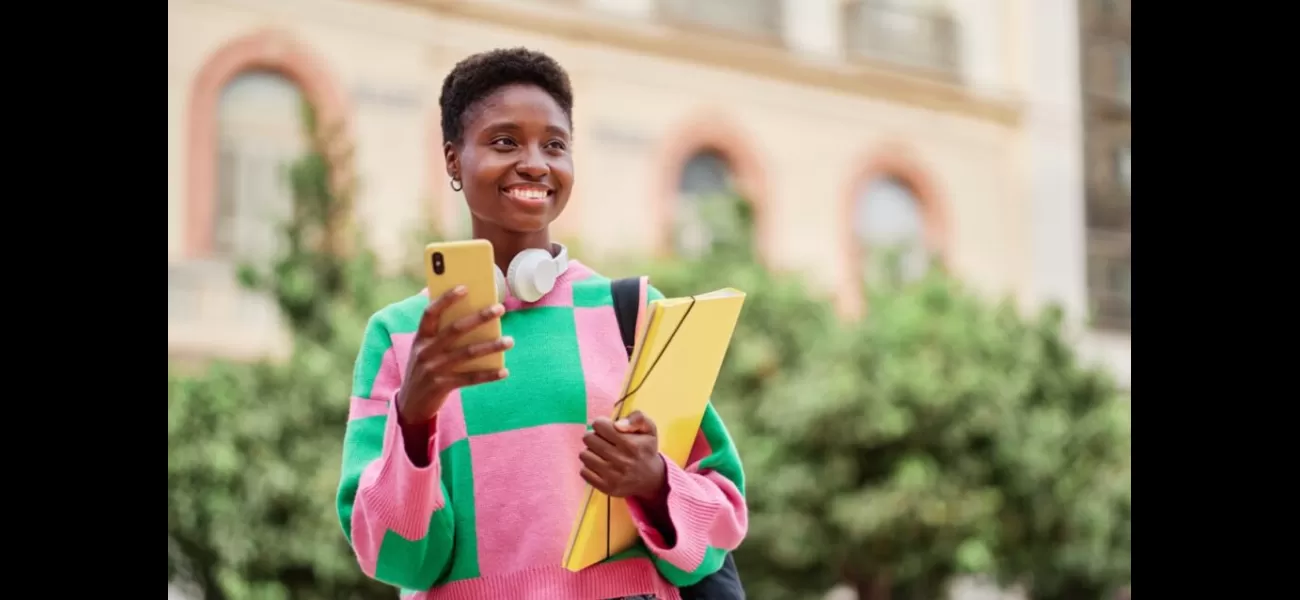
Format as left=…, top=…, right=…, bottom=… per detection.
left=502, top=185, right=554, bottom=205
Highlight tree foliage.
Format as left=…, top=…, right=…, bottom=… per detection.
left=168, top=105, right=422, bottom=600
left=167, top=112, right=1130, bottom=599
left=644, top=195, right=1131, bottom=600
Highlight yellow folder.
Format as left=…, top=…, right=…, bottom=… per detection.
left=562, top=288, right=747, bottom=572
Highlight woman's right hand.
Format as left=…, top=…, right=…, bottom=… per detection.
left=397, top=286, right=512, bottom=425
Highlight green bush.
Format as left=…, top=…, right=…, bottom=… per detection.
left=168, top=107, right=422, bottom=600
left=167, top=114, right=1130, bottom=599
left=642, top=196, right=1130, bottom=600
left=168, top=349, right=379, bottom=600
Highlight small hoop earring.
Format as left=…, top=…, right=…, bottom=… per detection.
left=449, top=178, right=463, bottom=192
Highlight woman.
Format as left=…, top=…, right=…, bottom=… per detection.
left=335, top=48, right=748, bottom=600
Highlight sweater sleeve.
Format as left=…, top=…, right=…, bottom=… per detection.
left=626, top=402, right=748, bottom=586
left=335, top=312, right=456, bottom=591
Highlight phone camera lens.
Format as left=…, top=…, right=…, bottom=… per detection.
left=432, top=252, right=445, bottom=275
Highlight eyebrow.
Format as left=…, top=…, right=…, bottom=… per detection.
left=482, top=121, right=570, bottom=138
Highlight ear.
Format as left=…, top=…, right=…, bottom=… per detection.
left=443, top=141, right=460, bottom=181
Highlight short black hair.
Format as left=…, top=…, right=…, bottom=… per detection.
left=438, top=47, right=574, bottom=146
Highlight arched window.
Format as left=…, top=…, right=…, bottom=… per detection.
left=854, top=176, right=929, bottom=283
left=675, top=149, right=734, bottom=256
left=211, top=70, right=305, bottom=327
left=172, top=31, right=351, bottom=358
left=215, top=71, right=305, bottom=259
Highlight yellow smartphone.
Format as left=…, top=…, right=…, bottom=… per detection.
left=424, top=239, right=505, bottom=373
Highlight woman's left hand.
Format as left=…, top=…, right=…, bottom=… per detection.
left=580, top=411, right=667, bottom=501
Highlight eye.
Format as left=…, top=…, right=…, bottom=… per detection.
left=490, top=137, right=518, bottom=148
left=546, top=140, right=568, bottom=151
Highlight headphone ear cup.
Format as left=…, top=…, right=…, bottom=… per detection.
left=507, top=248, right=557, bottom=303
left=494, top=265, right=507, bottom=303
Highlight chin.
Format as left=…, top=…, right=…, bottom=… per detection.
left=501, top=206, right=564, bottom=234
left=504, top=217, right=554, bottom=233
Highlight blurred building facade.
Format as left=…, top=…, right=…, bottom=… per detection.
left=167, top=0, right=1129, bottom=387
left=1076, top=0, right=1131, bottom=384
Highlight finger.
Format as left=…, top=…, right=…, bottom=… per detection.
left=437, top=303, right=506, bottom=345
left=591, top=417, right=627, bottom=447
left=582, top=429, right=621, bottom=461
left=580, top=467, right=612, bottom=494
left=579, top=449, right=614, bottom=475
left=592, top=418, right=621, bottom=444
left=440, top=336, right=514, bottom=367
left=615, top=410, right=656, bottom=435
left=442, top=368, right=509, bottom=390
left=420, top=286, right=467, bottom=335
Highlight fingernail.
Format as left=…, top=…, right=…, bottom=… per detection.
left=501, top=336, right=515, bottom=347
left=498, top=368, right=510, bottom=378
left=491, top=304, right=505, bottom=315
left=616, top=419, right=630, bottom=428
left=453, top=285, right=467, bottom=294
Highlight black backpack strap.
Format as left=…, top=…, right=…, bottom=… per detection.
left=610, top=277, right=643, bottom=360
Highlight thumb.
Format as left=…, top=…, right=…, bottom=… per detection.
left=615, top=410, right=655, bottom=435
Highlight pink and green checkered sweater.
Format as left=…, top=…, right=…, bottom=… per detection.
left=335, top=261, right=748, bottom=600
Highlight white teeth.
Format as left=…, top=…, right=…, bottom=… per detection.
left=508, top=189, right=548, bottom=200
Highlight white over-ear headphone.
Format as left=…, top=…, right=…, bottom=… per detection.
left=494, top=243, right=570, bottom=303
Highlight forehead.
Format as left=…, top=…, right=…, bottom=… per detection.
left=467, top=84, right=569, bottom=132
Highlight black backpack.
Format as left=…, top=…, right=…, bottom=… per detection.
left=610, top=277, right=746, bottom=600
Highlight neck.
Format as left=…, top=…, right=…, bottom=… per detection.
left=471, top=219, right=554, bottom=273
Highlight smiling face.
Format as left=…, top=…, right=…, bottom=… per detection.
left=445, top=83, right=574, bottom=236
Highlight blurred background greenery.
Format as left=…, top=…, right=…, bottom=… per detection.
left=167, top=100, right=1130, bottom=600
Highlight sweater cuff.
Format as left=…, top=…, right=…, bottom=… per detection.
left=355, top=399, right=446, bottom=540
left=626, top=453, right=720, bottom=572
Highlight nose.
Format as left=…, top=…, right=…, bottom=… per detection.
left=515, top=144, right=549, bottom=179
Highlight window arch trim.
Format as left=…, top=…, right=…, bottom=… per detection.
left=839, top=144, right=950, bottom=316
left=185, top=29, right=352, bottom=258
left=653, top=110, right=768, bottom=259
